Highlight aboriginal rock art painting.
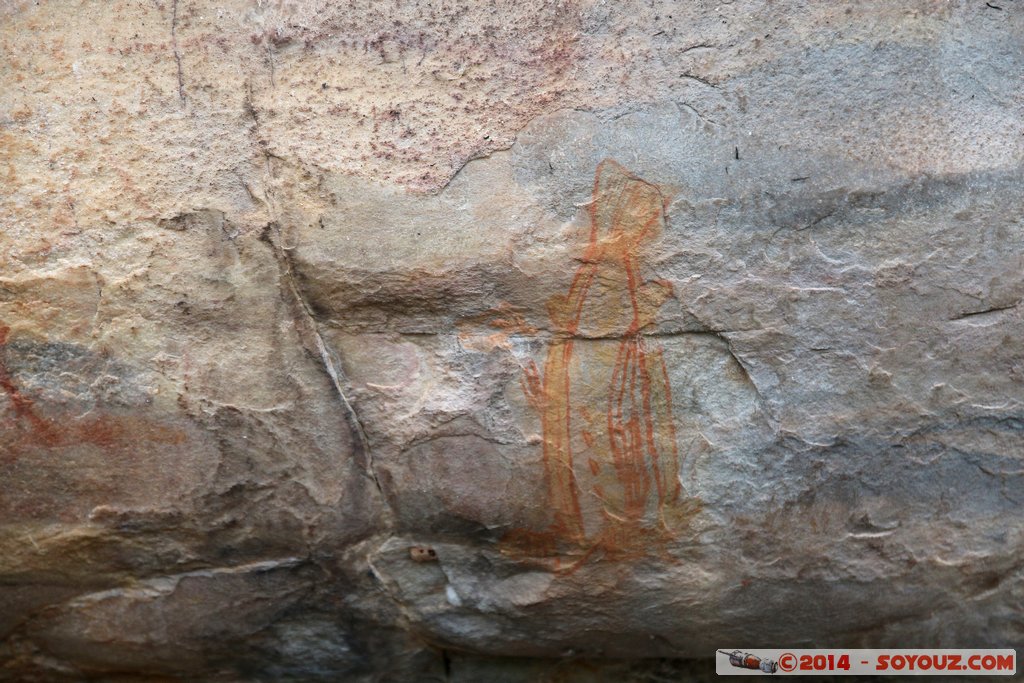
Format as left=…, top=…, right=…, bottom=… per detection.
left=0, top=324, right=186, bottom=464
left=505, top=160, right=700, bottom=568
left=1, top=323, right=206, bottom=522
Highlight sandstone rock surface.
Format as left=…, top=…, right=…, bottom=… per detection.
left=1, top=1, right=1022, bottom=680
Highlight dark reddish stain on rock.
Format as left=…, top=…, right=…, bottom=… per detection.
left=0, top=324, right=186, bottom=461
left=0, top=324, right=60, bottom=447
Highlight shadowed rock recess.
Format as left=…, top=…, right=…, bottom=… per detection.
left=1, top=1, right=1022, bottom=680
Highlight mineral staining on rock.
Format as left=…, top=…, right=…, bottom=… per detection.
left=2, top=0, right=1024, bottom=680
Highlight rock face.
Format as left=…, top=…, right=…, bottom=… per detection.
left=2, top=1, right=1023, bottom=680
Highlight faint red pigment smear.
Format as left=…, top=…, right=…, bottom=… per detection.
left=0, top=324, right=60, bottom=447
left=0, top=325, right=186, bottom=459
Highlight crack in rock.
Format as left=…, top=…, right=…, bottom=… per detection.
left=259, top=224, right=383, bottom=498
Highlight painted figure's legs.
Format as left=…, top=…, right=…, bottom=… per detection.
left=540, top=339, right=585, bottom=542
left=638, top=343, right=682, bottom=525
left=607, top=335, right=654, bottom=523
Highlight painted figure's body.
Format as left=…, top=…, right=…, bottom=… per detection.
left=521, top=160, right=684, bottom=555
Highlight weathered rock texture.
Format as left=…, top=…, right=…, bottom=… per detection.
left=2, top=0, right=1023, bottom=680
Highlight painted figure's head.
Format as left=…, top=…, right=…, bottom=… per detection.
left=588, top=160, right=666, bottom=254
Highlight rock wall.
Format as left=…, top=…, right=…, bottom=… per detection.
left=1, top=1, right=1022, bottom=680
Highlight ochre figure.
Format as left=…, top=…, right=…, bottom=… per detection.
left=514, top=160, right=696, bottom=565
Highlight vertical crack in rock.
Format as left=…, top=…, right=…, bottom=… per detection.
left=266, top=43, right=276, bottom=89
left=170, top=0, right=186, bottom=107
left=240, top=76, right=386, bottom=502
left=717, top=333, right=761, bottom=400
left=441, top=649, right=452, bottom=680
left=716, top=331, right=776, bottom=427
left=680, top=319, right=779, bottom=431
left=260, top=225, right=383, bottom=497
